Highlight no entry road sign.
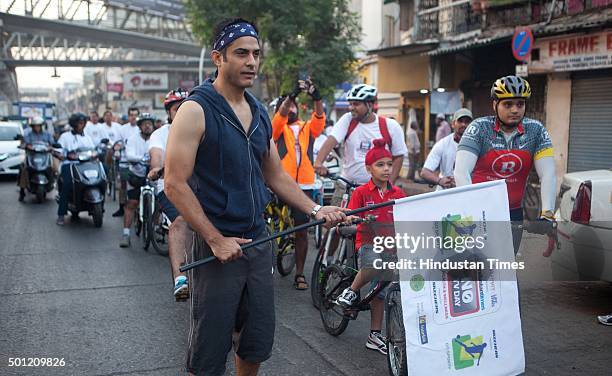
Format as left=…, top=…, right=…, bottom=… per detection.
left=512, top=27, right=534, bottom=62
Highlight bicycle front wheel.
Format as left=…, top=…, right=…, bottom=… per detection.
left=142, top=192, right=152, bottom=251
left=276, top=238, right=295, bottom=277
left=151, top=205, right=169, bottom=256
left=386, top=283, right=408, bottom=376
left=319, top=264, right=351, bottom=336
left=311, top=231, right=331, bottom=309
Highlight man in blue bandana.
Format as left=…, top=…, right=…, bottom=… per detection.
left=165, top=18, right=347, bottom=376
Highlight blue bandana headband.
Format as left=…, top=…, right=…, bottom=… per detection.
left=213, top=22, right=259, bottom=51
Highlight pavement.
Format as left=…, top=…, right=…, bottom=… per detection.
left=0, top=176, right=611, bottom=376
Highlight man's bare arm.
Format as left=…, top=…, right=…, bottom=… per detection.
left=147, top=147, right=163, bottom=180
left=313, top=135, right=338, bottom=173
left=278, top=96, right=292, bottom=117
left=164, top=102, right=215, bottom=240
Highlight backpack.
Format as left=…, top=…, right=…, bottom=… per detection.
left=344, top=116, right=392, bottom=149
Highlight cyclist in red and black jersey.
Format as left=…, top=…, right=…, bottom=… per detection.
left=454, top=75, right=557, bottom=253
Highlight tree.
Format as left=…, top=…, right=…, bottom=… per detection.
left=184, top=0, right=361, bottom=101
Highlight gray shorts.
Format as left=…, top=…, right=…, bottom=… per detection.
left=358, top=244, right=397, bottom=269
left=186, top=232, right=275, bottom=375
left=359, top=245, right=396, bottom=300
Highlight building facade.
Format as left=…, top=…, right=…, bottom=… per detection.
left=364, top=0, right=612, bottom=183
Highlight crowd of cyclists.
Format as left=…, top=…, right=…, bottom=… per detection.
left=16, top=64, right=562, bottom=373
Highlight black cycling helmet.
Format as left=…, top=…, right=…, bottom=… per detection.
left=136, top=113, right=156, bottom=126
left=68, top=112, right=87, bottom=128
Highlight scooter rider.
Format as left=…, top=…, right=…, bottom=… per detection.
left=147, top=88, right=191, bottom=300
left=120, top=113, right=155, bottom=248
left=56, top=113, right=96, bottom=226
left=18, top=116, right=55, bottom=201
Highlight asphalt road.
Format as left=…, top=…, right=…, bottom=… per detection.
left=0, top=176, right=611, bottom=376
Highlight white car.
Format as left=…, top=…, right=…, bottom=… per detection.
left=553, top=170, right=612, bottom=281
left=0, top=121, right=25, bottom=175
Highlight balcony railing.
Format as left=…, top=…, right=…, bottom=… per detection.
left=415, top=0, right=611, bottom=41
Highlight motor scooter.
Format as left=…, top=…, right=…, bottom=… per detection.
left=56, top=144, right=108, bottom=227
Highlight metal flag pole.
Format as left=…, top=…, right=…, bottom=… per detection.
left=180, top=199, right=400, bottom=272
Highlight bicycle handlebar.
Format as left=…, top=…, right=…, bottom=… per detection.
left=327, top=174, right=359, bottom=188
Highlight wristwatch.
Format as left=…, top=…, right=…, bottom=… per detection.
left=310, top=204, right=322, bottom=219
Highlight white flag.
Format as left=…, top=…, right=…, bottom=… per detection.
left=392, top=180, right=525, bottom=376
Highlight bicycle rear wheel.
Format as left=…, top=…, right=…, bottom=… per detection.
left=386, top=283, right=408, bottom=376
left=319, top=264, right=351, bottom=336
left=276, top=237, right=295, bottom=277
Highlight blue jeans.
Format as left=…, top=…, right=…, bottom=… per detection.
left=57, top=164, right=73, bottom=216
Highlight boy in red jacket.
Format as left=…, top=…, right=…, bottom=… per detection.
left=336, top=138, right=406, bottom=355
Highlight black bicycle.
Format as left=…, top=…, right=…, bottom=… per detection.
left=311, top=175, right=360, bottom=309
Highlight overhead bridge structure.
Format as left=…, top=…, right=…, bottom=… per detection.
left=0, top=0, right=210, bottom=67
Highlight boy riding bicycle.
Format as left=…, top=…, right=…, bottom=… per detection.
left=335, top=139, right=406, bottom=355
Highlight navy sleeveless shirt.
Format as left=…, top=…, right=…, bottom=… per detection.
left=186, top=81, right=272, bottom=239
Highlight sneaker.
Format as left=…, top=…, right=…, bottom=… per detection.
left=119, top=234, right=131, bottom=248
left=56, top=216, right=65, bottom=226
left=597, top=314, right=612, bottom=326
left=366, top=331, right=388, bottom=355
left=174, top=276, right=189, bottom=301
left=335, top=287, right=358, bottom=308
left=112, top=206, right=124, bottom=217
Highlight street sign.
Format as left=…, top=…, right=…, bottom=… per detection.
left=515, top=64, right=528, bottom=77
left=512, top=27, right=534, bottom=62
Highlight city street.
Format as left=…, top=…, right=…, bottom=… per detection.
left=1, top=176, right=611, bottom=376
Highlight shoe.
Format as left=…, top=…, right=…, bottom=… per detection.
left=174, top=276, right=189, bottom=301
left=335, top=287, right=358, bottom=308
left=366, top=331, right=388, bottom=355
left=119, top=234, right=131, bottom=248
left=597, top=314, right=612, bottom=326
left=56, top=216, right=65, bottom=226
left=18, top=189, right=25, bottom=202
left=112, top=206, right=124, bottom=217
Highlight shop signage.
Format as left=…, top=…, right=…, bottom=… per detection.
left=529, top=30, right=612, bottom=73
left=124, top=73, right=168, bottom=91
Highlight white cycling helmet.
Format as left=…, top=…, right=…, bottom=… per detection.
left=346, top=84, right=377, bottom=102
left=30, top=116, right=45, bottom=126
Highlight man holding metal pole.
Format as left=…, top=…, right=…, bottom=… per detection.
left=164, top=18, right=346, bottom=376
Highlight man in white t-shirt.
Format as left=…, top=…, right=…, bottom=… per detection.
left=119, top=113, right=154, bottom=248
left=421, top=108, right=472, bottom=190
left=84, top=111, right=109, bottom=145
left=101, top=110, right=122, bottom=144
left=314, top=84, right=407, bottom=205
left=113, top=107, right=140, bottom=218
left=147, top=88, right=191, bottom=300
